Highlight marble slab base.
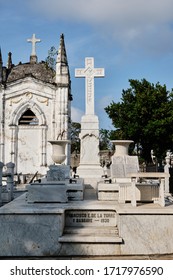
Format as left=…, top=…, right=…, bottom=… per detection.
left=98, top=183, right=119, bottom=201
left=1, top=194, right=173, bottom=256
left=66, top=179, right=85, bottom=201
left=26, top=183, right=68, bottom=203
left=47, top=165, right=70, bottom=181
left=77, top=164, right=103, bottom=178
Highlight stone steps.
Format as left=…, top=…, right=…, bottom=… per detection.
left=59, top=235, right=122, bottom=243
left=64, top=226, right=119, bottom=235
left=59, top=226, right=123, bottom=243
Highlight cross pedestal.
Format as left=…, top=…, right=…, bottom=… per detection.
left=75, top=58, right=105, bottom=187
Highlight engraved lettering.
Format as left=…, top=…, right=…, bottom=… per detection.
left=65, top=210, right=116, bottom=226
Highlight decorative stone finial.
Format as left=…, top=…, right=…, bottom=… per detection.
left=55, top=33, right=70, bottom=84
left=57, top=33, right=68, bottom=65
left=7, top=52, right=12, bottom=69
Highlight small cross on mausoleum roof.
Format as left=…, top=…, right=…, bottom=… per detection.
left=27, top=34, right=41, bottom=64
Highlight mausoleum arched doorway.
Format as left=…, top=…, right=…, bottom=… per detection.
left=10, top=102, right=48, bottom=175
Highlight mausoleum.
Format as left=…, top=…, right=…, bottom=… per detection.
left=0, top=34, right=72, bottom=179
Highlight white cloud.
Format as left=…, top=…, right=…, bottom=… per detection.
left=29, top=0, right=173, bottom=54
left=30, top=0, right=173, bottom=24
left=97, top=94, right=114, bottom=110
left=71, top=106, right=84, bottom=123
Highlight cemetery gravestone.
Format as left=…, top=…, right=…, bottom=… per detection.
left=75, top=58, right=105, bottom=183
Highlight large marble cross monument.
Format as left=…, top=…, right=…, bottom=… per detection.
left=75, top=57, right=104, bottom=115
left=75, top=57, right=104, bottom=185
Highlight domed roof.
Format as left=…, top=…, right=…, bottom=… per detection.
left=7, top=61, right=56, bottom=84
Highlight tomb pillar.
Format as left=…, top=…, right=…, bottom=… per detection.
left=6, top=162, right=15, bottom=201
left=10, top=125, right=17, bottom=164
left=41, top=125, right=47, bottom=166
left=164, top=152, right=171, bottom=194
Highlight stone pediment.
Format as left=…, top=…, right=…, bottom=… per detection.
left=4, top=77, right=55, bottom=101
left=8, top=92, right=50, bottom=107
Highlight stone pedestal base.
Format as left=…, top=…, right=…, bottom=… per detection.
left=77, top=165, right=103, bottom=188
left=26, top=178, right=85, bottom=203
left=66, top=179, right=85, bottom=201
left=77, top=165, right=103, bottom=178
left=47, top=165, right=70, bottom=181
left=78, top=114, right=102, bottom=183
left=98, top=183, right=119, bottom=201
left=26, top=183, right=68, bottom=203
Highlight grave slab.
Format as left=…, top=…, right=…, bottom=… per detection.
left=26, top=182, right=68, bottom=203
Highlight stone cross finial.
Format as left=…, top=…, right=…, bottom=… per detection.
left=75, top=57, right=104, bottom=115
left=27, top=34, right=41, bottom=56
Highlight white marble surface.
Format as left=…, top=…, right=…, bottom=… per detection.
left=1, top=193, right=173, bottom=256
left=79, top=115, right=101, bottom=167
left=111, top=156, right=139, bottom=178
left=75, top=57, right=104, bottom=115
left=119, top=214, right=173, bottom=255
left=98, top=183, right=119, bottom=201
left=26, top=183, right=68, bottom=203
left=75, top=58, right=104, bottom=182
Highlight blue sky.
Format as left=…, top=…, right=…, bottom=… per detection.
left=1, top=0, right=173, bottom=129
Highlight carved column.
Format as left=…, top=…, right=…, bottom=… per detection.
left=6, top=162, right=15, bottom=201
left=131, top=177, right=137, bottom=207
left=10, top=125, right=17, bottom=173
left=41, top=126, right=47, bottom=166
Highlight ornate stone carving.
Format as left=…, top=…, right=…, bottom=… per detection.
left=10, top=97, right=22, bottom=106
left=36, top=97, right=49, bottom=106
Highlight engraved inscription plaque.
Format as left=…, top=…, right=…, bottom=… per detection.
left=65, top=210, right=117, bottom=227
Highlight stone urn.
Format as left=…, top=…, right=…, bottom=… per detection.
left=48, top=140, right=71, bottom=164
left=111, top=140, right=134, bottom=156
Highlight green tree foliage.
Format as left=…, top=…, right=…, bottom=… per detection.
left=45, top=46, right=57, bottom=70
left=99, top=129, right=117, bottom=150
left=105, top=79, right=173, bottom=163
left=71, top=122, right=81, bottom=154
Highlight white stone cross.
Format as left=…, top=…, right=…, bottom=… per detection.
left=27, top=34, right=41, bottom=56
left=75, top=57, right=105, bottom=115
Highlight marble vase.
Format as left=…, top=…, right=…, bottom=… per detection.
left=48, top=140, right=71, bottom=164
left=111, top=140, right=134, bottom=156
